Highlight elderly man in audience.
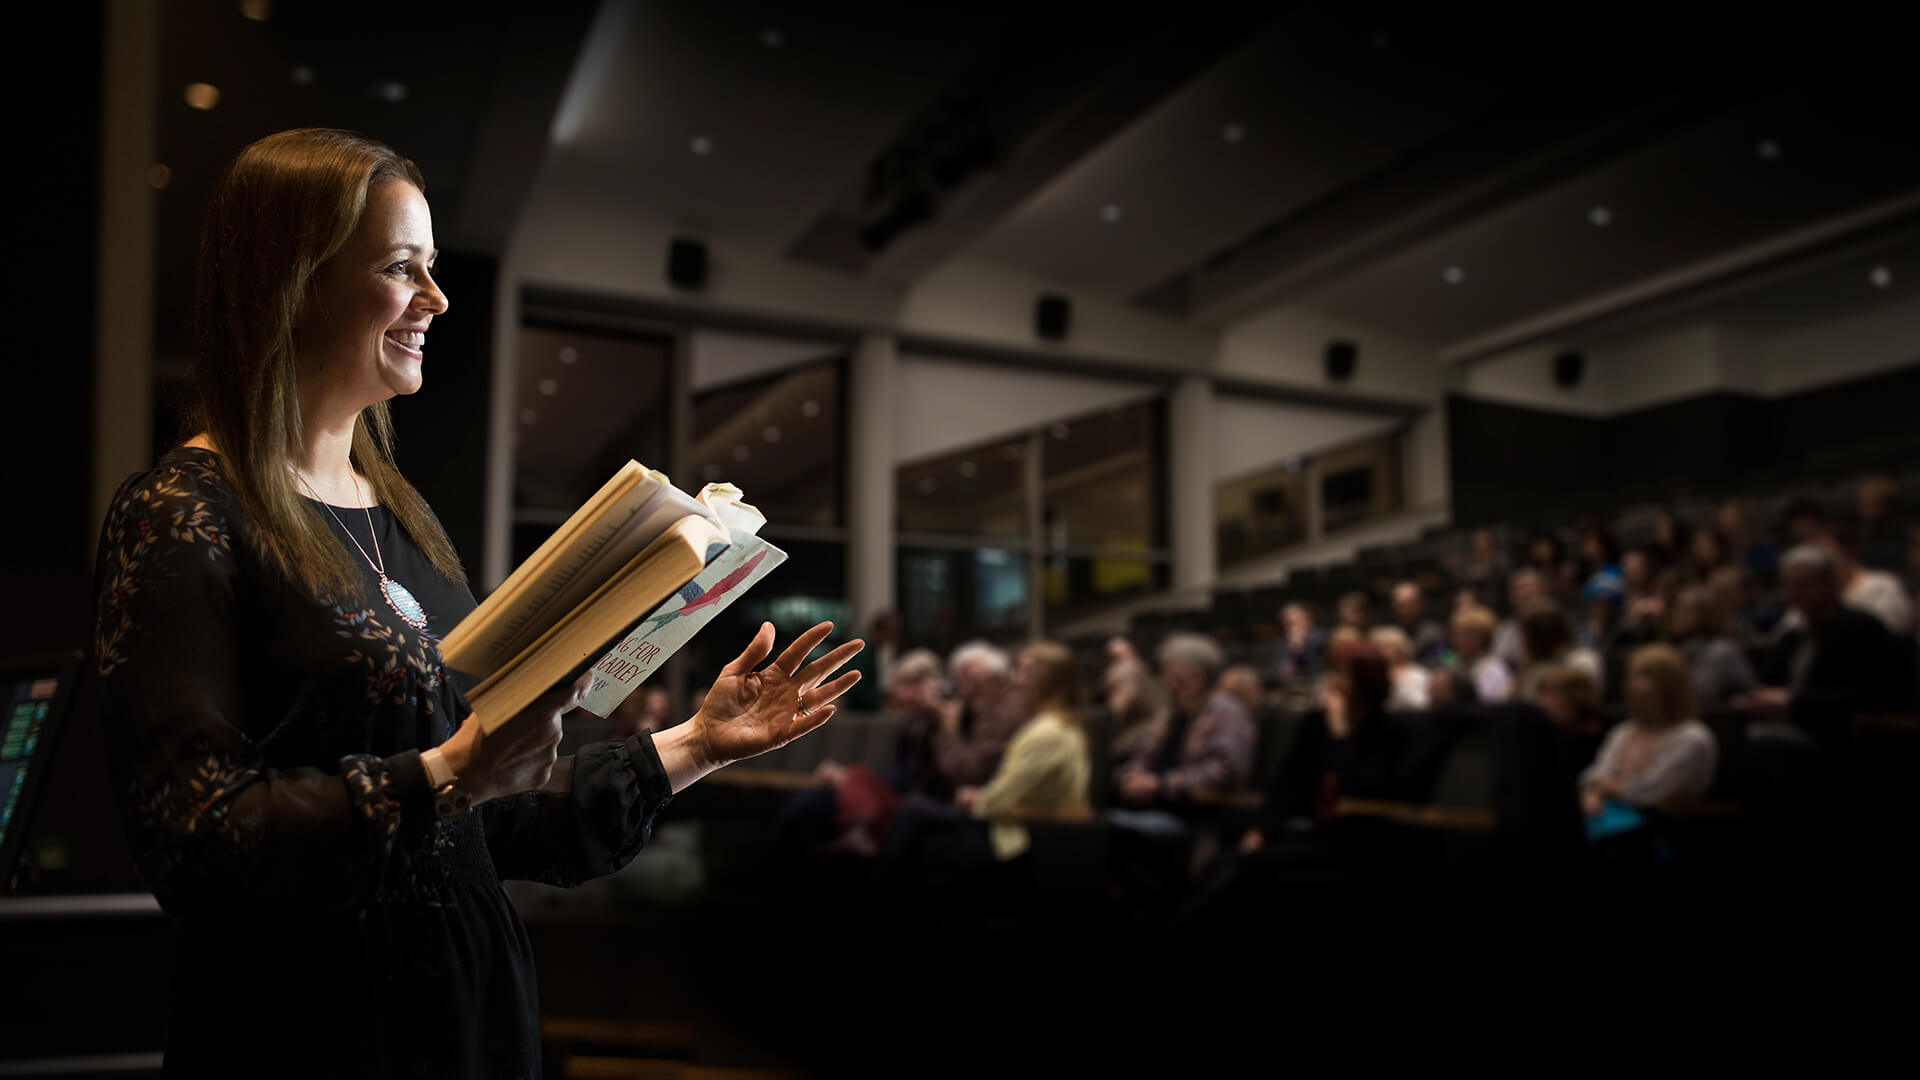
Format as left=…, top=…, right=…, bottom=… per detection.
left=1737, top=544, right=1916, bottom=740
left=1275, top=601, right=1328, bottom=683
left=1450, top=605, right=1512, bottom=705
left=1492, top=567, right=1546, bottom=671
left=1389, top=580, right=1448, bottom=667
left=1114, top=633, right=1257, bottom=808
left=927, top=640, right=1026, bottom=802
left=1580, top=644, right=1718, bottom=819
left=1669, top=585, right=1758, bottom=711
left=1368, top=626, right=1431, bottom=712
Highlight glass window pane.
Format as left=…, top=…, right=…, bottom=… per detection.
left=514, top=324, right=671, bottom=511
left=691, top=361, right=843, bottom=528
left=1319, top=431, right=1405, bottom=535
left=1042, top=401, right=1163, bottom=551
left=898, top=546, right=1030, bottom=655
left=897, top=438, right=1028, bottom=540
left=1042, top=553, right=1169, bottom=628
left=1216, top=460, right=1311, bottom=570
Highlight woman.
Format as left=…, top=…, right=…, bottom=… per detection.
left=1514, top=602, right=1605, bottom=702
left=1449, top=605, right=1512, bottom=704
left=1368, top=626, right=1431, bottom=712
left=1579, top=645, right=1718, bottom=818
left=1103, top=655, right=1163, bottom=760
left=94, top=130, right=863, bottom=1077
left=1687, top=526, right=1733, bottom=586
left=1578, top=524, right=1624, bottom=598
left=1669, top=586, right=1758, bottom=710
left=957, top=641, right=1092, bottom=860
left=1246, top=640, right=1401, bottom=844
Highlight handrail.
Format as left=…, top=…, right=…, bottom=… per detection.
left=1331, top=798, right=1496, bottom=831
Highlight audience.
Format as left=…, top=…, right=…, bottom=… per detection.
left=608, top=686, right=672, bottom=741
left=1218, top=665, right=1264, bottom=714
left=1580, top=644, right=1718, bottom=818
left=1820, top=527, right=1914, bottom=635
left=1514, top=602, right=1604, bottom=702
left=1451, top=605, right=1512, bottom=705
left=1368, top=626, right=1430, bottom=712
left=1527, top=532, right=1579, bottom=603
left=1577, top=576, right=1623, bottom=655
left=1783, top=497, right=1827, bottom=547
left=1275, top=601, right=1328, bottom=682
left=955, top=642, right=1093, bottom=861
left=1102, top=658, right=1163, bottom=761
left=1669, top=586, right=1758, bottom=711
left=1687, top=526, right=1733, bottom=586
left=927, top=640, right=1025, bottom=802
left=1114, top=633, right=1257, bottom=807
left=1336, top=591, right=1372, bottom=635
left=1492, top=567, right=1545, bottom=671
left=1249, top=640, right=1407, bottom=840
left=1389, top=580, right=1447, bottom=666
left=1648, top=511, right=1690, bottom=573
left=1534, top=662, right=1607, bottom=738
left=1856, top=475, right=1905, bottom=572
left=1717, top=500, right=1778, bottom=582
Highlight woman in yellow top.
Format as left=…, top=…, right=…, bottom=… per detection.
left=956, top=641, right=1092, bottom=860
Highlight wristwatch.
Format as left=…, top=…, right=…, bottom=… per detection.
left=433, top=778, right=473, bottom=822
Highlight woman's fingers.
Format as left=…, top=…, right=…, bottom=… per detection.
left=800, top=670, right=862, bottom=713
left=721, top=622, right=777, bottom=677
left=797, top=638, right=865, bottom=691
left=771, top=621, right=835, bottom=677
left=790, top=703, right=836, bottom=741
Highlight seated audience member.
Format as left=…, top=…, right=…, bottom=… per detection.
left=1247, top=641, right=1408, bottom=843
left=1579, top=524, right=1624, bottom=598
left=926, top=640, right=1025, bottom=802
left=1105, top=634, right=1141, bottom=673
left=1389, top=580, right=1448, bottom=666
left=1369, top=626, right=1430, bottom=712
left=1275, top=602, right=1328, bottom=682
left=1336, top=591, right=1373, bottom=635
left=1687, top=527, right=1733, bottom=586
left=1103, top=657, right=1163, bottom=761
left=953, top=642, right=1092, bottom=861
left=1707, top=565, right=1785, bottom=654
left=1856, top=474, right=1906, bottom=573
left=1616, top=558, right=1678, bottom=648
left=608, top=686, right=672, bottom=741
left=1648, top=511, right=1691, bottom=573
left=1579, top=577, right=1624, bottom=655
left=1783, top=497, right=1826, bottom=547
left=872, top=647, right=947, bottom=794
left=1219, top=665, right=1264, bottom=714
left=1528, top=532, right=1579, bottom=603
left=1669, top=586, right=1758, bottom=710
left=1717, top=500, right=1779, bottom=582
left=1580, top=644, right=1717, bottom=818
left=1820, top=527, right=1914, bottom=635
left=1492, top=567, right=1546, bottom=671
left=1452, top=605, right=1512, bottom=705
left=1535, top=662, right=1608, bottom=738
left=1737, top=544, right=1916, bottom=739
left=1426, top=664, right=1464, bottom=708
left=1114, top=633, right=1257, bottom=807
left=1461, top=527, right=1511, bottom=594
left=1515, top=602, right=1604, bottom=702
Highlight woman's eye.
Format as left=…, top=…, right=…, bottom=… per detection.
left=386, top=262, right=409, bottom=275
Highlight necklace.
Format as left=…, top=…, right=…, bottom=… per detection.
left=296, top=468, right=430, bottom=631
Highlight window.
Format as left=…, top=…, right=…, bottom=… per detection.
left=691, top=359, right=844, bottom=529
left=1318, top=431, right=1405, bottom=535
left=1215, top=427, right=1407, bottom=570
left=1216, top=458, right=1311, bottom=570
left=896, top=437, right=1028, bottom=540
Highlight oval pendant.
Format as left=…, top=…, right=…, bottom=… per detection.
left=381, top=575, right=430, bottom=630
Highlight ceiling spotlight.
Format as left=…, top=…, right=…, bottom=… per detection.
left=377, top=81, right=407, bottom=102
left=800, top=399, right=821, bottom=418
left=761, top=27, right=784, bottom=47
left=1869, top=265, right=1893, bottom=289
left=1222, top=123, right=1246, bottom=144
left=690, top=135, right=713, bottom=156
left=1757, top=138, right=1781, bottom=161
left=959, top=460, right=977, bottom=478
left=519, top=408, right=538, bottom=425
left=183, top=83, right=221, bottom=110
left=1442, top=265, right=1465, bottom=285
left=1099, top=204, right=1123, bottom=224
left=290, top=65, right=316, bottom=85
left=146, top=164, right=171, bottom=190
left=538, top=378, right=558, bottom=396
left=239, top=0, right=270, bottom=21
left=1588, top=206, right=1612, bottom=227
left=763, top=425, right=782, bottom=444
left=558, top=346, right=578, bottom=364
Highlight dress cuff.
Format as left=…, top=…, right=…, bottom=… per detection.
left=383, top=747, right=435, bottom=822
left=624, top=729, right=675, bottom=809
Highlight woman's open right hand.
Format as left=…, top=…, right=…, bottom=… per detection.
left=439, top=672, right=592, bottom=803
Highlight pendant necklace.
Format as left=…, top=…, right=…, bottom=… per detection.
left=296, top=468, right=431, bottom=631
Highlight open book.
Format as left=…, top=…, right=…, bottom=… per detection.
left=440, top=462, right=787, bottom=733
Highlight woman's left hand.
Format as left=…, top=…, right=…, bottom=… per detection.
left=690, top=621, right=864, bottom=770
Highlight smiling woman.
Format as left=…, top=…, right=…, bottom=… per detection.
left=93, top=129, right=863, bottom=1078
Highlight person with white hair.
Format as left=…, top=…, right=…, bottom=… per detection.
left=1113, top=632, right=1256, bottom=806
left=928, top=640, right=1024, bottom=800
left=1368, top=626, right=1431, bottom=712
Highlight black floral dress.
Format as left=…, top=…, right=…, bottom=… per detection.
left=93, top=446, right=674, bottom=1078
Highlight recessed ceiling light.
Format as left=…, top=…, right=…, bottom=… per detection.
left=763, top=425, right=782, bottom=443
left=690, top=135, right=713, bottom=156
left=377, top=81, right=407, bottom=102
left=239, top=0, right=270, bottom=21
left=958, top=460, right=977, bottom=478
left=146, top=164, right=171, bottom=190
left=1099, top=204, right=1123, bottom=224
left=800, top=399, right=821, bottom=418
left=1869, top=265, right=1893, bottom=289
left=538, top=378, right=558, bottom=396
left=183, top=83, right=220, bottom=110
left=1757, top=138, right=1782, bottom=161
left=1221, top=123, right=1245, bottom=144
left=290, top=65, right=315, bottom=85
left=761, top=27, right=784, bottom=47
left=1442, top=266, right=1465, bottom=285
left=732, top=445, right=751, bottom=462
left=1588, top=206, right=1612, bottom=227
left=519, top=408, right=538, bottom=425
left=558, top=346, right=579, bottom=364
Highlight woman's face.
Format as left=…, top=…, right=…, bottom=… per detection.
left=1691, top=530, right=1721, bottom=566
left=1014, top=650, right=1040, bottom=697
left=1623, top=551, right=1650, bottom=590
left=1626, top=668, right=1662, bottom=724
left=297, top=180, right=448, bottom=409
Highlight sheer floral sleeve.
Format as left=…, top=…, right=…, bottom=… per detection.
left=479, top=730, right=675, bottom=887
left=93, top=460, right=435, bottom=919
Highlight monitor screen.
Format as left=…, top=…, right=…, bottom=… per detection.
left=0, top=653, right=81, bottom=890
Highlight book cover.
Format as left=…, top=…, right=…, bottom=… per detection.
left=577, top=486, right=788, bottom=718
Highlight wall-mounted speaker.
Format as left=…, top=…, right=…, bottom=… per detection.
left=1325, top=339, right=1358, bottom=382
left=1035, top=293, right=1071, bottom=341
left=666, top=237, right=707, bottom=291
left=1554, top=350, right=1585, bottom=388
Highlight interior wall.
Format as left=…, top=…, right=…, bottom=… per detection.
left=1217, top=304, right=1441, bottom=405
left=893, top=355, right=1160, bottom=464
left=1211, top=395, right=1401, bottom=481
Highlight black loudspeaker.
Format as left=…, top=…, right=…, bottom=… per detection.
left=666, top=238, right=707, bottom=291
left=1035, top=293, right=1071, bottom=341
left=1325, top=340, right=1358, bottom=382
left=1554, top=350, right=1585, bottom=388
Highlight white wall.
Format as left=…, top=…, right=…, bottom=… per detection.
left=1212, top=395, right=1401, bottom=481
left=893, top=354, right=1160, bottom=464
left=1219, top=304, right=1442, bottom=404
left=690, top=329, right=840, bottom=392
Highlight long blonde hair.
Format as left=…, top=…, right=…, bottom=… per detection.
left=1019, top=641, right=1085, bottom=728
left=188, top=128, right=464, bottom=597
